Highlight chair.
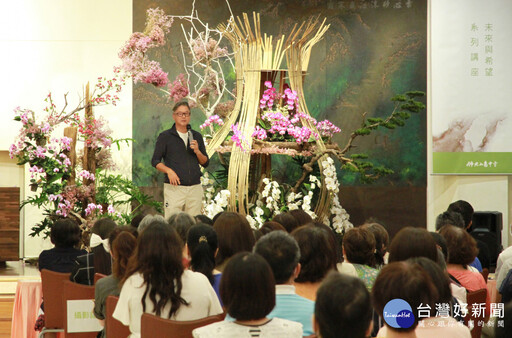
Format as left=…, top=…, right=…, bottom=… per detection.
left=94, top=272, right=107, bottom=285
left=140, top=312, right=226, bottom=338
left=480, top=268, right=489, bottom=283
left=62, top=280, right=102, bottom=337
left=105, top=295, right=130, bottom=338
left=463, top=288, right=488, bottom=338
left=39, top=269, right=71, bottom=338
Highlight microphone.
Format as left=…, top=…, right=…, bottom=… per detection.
left=187, top=124, right=194, bottom=147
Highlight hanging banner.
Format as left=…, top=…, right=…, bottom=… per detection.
left=431, top=0, right=512, bottom=174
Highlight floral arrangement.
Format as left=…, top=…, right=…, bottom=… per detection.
left=10, top=69, right=162, bottom=238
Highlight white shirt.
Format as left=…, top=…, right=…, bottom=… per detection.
left=496, top=245, right=512, bottom=289
left=192, top=318, right=303, bottom=338
left=113, top=270, right=223, bottom=338
left=178, top=130, right=189, bottom=146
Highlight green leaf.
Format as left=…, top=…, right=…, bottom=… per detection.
left=355, top=128, right=371, bottom=135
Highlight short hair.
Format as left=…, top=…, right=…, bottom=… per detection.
left=272, top=212, right=300, bottom=233
left=253, top=231, right=300, bottom=284
left=168, top=212, right=196, bottom=243
left=447, top=200, right=474, bottom=228
left=316, top=272, right=372, bottom=338
left=50, top=219, right=81, bottom=248
left=138, top=214, right=166, bottom=234
left=343, top=227, right=376, bottom=266
left=388, top=227, right=438, bottom=263
left=172, top=101, right=190, bottom=112
left=407, top=257, right=452, bottom=304
left=435, top=211, right=465, bottom=231
left=291, top=226, right=336, bottom=283
left=91, top=218, right=117, bottom=240
left=372, top=261, right=439, bottom=332
left=220, top=252, right=275, bottom=320
left=439, top=225, right=479, bottom=266
left=130, top=213, right=145, bottom=229
left=289, top=209, right=313, bottom=227
left=213, top=212, right=255, bottom=268
left=361, top=222, right=389, bottom=268
left=195, top=214, right=213, bottom=225
left=259, top=221, right=286, bottom=236
left=429, top=232, right=448, bottom=262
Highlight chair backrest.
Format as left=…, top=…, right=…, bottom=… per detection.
left=106, top=295, right=130, bottom=338
left=62, top=280, right=101, bottom=338
left=140, top=312, right=226, bottom=338
left=94, top=272, right=107, bottom=285
left=480, top=268, right=489, bottom=283
left=41, top=269, right=71, bottom=329
left=463, top=288, right=487, bottom=338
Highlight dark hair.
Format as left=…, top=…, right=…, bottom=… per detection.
left=316, top=272, right=372, bottom=338
left=495, top=300, right=512, bottom=338
left=51, top=219, right=80, bottom=248
left=407, top=257, right=452, bottom=305
left=372, top=262, right=439, bottom=332
left=435, top=211, right=465, bottom=231
left=259, top=221, right=286, bottom=236
left=91, top=218, right=117, bottom=240
left=361, top=222, right=389, bottom=268
left=172, top=101, right=190, bottom=112
left=123, top=221, right=188, bottom=318
left=111, top=231, right=137, bottom=279
left=291, top=226, right=336, bottom=283
left=289, top=209, right=313, bottom=227
left=388, top=227, right=438, bottom=263
left=130, top=213, right=145, bottom=230
left=311, top=221, right=343, bottom=263
left=195, top=214, right=213, bottom=225
left=220, top=252, right=275, bottom=321
left=168, top=212, right=196, bottom=243
left=253, top=231, right=300, bottom=284
left=447, top=200, right=474, bottom=228
left=213, top=212, right=255, bottom=268
left=272, top=212, right=300, bottom=233
left=439, top=225, right=479, bottom=266
left=90, top=218, right=118, bottom=275
left=187, top=224, right=218, bottom=285
left=343, top=227, right=376, bottom=266
left=429, top=232, right=448, bottom=263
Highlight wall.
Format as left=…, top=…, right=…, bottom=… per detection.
left=0, top=0, right=132, bottom=258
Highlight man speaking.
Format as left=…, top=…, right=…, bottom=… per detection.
left=151, top=101, right=209, bottom=218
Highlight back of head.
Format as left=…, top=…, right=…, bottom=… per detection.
left=194, top=214, right=213, bottom=225
left=315, top=272, right=372, bottom=338
left=372, top=261, right=438, bottom=332
left=343, top=227, right=376, bottom=266
left=111, top=230, right=137, bottom=279
left=291, top=225, right=336, bottom=283
left=220, top=252, right=275, bottom=321
left=429, top=232, right=448, bottom=263
left=272, top=212, right=300, bottom=233
left=137, top=214, right=166, bottom=234
left=388, top=227, right=438, bottom=263
left=213, top=212, right=255, bottom=267
left=361, top=222, right=389, bottom=267
left=447, top=200, right=474, bottom=228
left=435, top=211, right=465, bottom=231
left=407, top=257, right=452, bottom=304
left=168, top=212, right=196, bottom=243
left=51, top=218, right=80, bottom=248
left=91, top=218, right=117, bottom=240
left=288, top=209, right=313, bottom=227
left=187, top=224, right=218, bottom=284
left=259, top=221, right=286, bottom=236
left=439, top=225, right=478, bottom=266
left=253, top=231, right=300, bottom=284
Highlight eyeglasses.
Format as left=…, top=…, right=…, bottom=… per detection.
left=174, top=112, right=191, bottom=117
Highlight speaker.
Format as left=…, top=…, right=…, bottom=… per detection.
left=471, top=211, right=503, bottom=271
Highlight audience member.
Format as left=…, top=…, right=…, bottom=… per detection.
left=113, top=221, right=222, bottom=337
left=39, top=218, right=86, bottom=273
left=94, top=227, right=137, bottom=337
left=310, top=221, right=343, bottom=263
left=187, top=224, right=222, bottom=305
left=361, top=221, right=389, bottom=268
left=495, top=300, right=512, bottom=338
left=340, top=227, right=379, bottom=291
left=195, top=214, right=213, bottom=225
left=272, top=212, right=300, bottom=233
left=259, top=221, right=286, bottom=236
left=137, top=214, right=166, bottom=234
left=291, top=225, right=336, bottom=301
left=388, top=227, right=438, bottom=263
left=192, top=252, right=302, bottom=338
left=314, top=272, right=373, bottom=338
left=253, top=231, right=315, bottom=336
left=288, top=209, right=313, bottom=227
left=213, top=212, right=255, bottom=271
left=168, top=212, right=196, bottom=243
left=130, top=213, right=145, bottom=231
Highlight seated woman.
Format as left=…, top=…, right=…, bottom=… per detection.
left=39, top=218, right=87, bottom=273
left=314, top=272, right=373, bottom=338
left=192, top=252, right=302, bottom=338
left=94, top=227, right=137, bottom=337
left=373, top=261, right=471, bottom=338
left=186, top=223, right=223, bottom=305
left=388, top=227, right=439, bottom=263
left=339, top=227, right=379, bottom=291
left=291, top=225, right=337, bottom=301
left=360, top=221, right=389, bottom=268
left=113, top=220, right=222, bottom=338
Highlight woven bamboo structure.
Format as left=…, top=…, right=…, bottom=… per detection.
left=209, top=13, right=330, bottom=217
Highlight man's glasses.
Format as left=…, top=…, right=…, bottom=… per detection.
left=174, top=112, right=191, bottom=117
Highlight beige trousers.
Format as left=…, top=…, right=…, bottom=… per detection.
left=164, top=183, right=203, bottom=219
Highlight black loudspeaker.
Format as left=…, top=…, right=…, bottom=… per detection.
left=471, top=211, right=503, bottom=271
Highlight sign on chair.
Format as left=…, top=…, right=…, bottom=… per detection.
left=66, top=299, right=103, bottom=333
